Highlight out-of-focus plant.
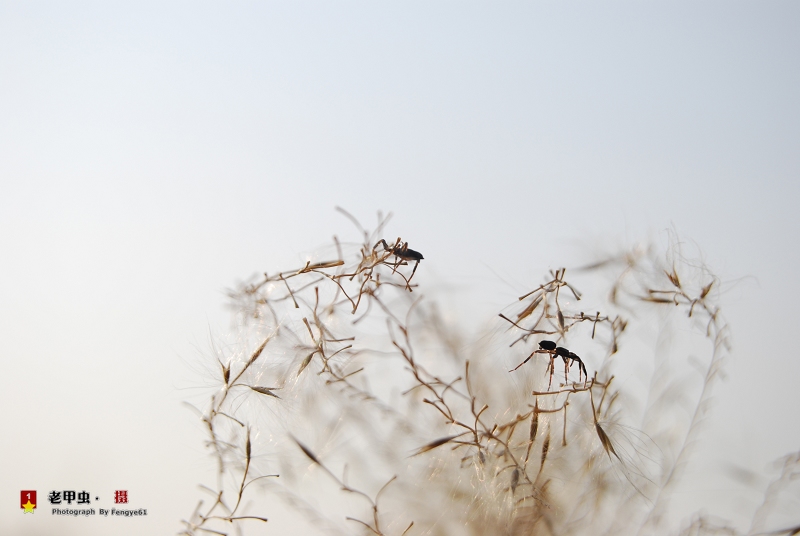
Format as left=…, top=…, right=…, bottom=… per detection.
left=180, top=210, right=798, bottom=536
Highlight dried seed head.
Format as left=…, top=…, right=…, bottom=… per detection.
left=308, top=260, right=345, bottom=270
left=294, top=437, right=320, bottom=465
left=220, top=361, right=230, bottom=385
left=643, top=296, right=674, bottom=304
left=511, top=468, right=520, bottom=494
left=297, top=351, right=316, bottom=376
left=700, top=281, right=714, bottom=299
left=665, top=268, right=681, bottom=288
left=518, top=295, right=543, bottom=321
left=529, top=405, right=539, bottom=442
left=412, top=435, right=461, bottom=456
left=540, top=430, right=551, bottom=470
left=248, top=337, right=270, bottom=366
left=249, top=386, right=281, bottom=399
left=594, top=422, right=618, bottom=460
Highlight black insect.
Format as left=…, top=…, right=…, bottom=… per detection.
left=554, top=347, right=587, bottom=387
left=567, top=351, right=588, bottom=382
left=539, top=340, right=557, bottom=351
left=510, top=339, right=588, bottom=390
left=375, top=238, right=424, bottom=280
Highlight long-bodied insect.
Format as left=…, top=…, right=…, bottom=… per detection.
left=511, top=339, right=588, bottom=390
left=374, top=238, right=424, bottom=281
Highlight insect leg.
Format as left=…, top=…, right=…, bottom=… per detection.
left=547, top=355, right=556, bottom=390
left=409, top=259, right=420, bottom=281
left=510, top=350, right=536, bottom=372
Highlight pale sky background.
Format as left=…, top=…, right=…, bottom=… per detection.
left=1, top=2, right=799, bottom=535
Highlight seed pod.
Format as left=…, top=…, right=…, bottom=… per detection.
left=540, top=428, right=551, bottom=471
left=220, top=361, right=230, bottom=385
left=529, top=404, right=539, bottom=442
left=412, top=435, right=460, bottom=456
left=294, top=437, right=320, bottom=465
left=700, top=281, right=714, bottom=299
left=248, top=337, right=270, bottom=366
left=525, top=402, right=540, bottom=463
left=518, top=295, right=543, bottom=321
left=595, top=422, right=618, bottom=460
left=297, top=351, right=316, bottom=376
left=249, top=386, right=281, bottom=399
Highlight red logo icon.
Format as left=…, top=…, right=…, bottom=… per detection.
left=21, top=490, right=36, bottom=514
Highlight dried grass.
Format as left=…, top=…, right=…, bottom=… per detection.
left=180, top=211, right=798, bottom=536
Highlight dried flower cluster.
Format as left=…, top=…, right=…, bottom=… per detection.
left=181, top=210, right=798, bottom=536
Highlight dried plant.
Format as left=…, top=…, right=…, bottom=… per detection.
left=181, top=211, right=797, bottom=536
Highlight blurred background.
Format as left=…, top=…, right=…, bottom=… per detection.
left=1, top=2, right=798, bottom=534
